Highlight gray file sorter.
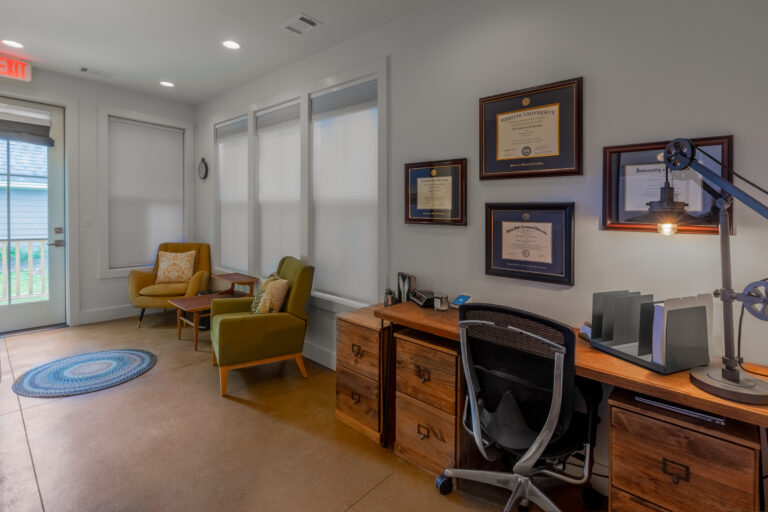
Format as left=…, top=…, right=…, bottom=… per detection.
left=589, top=291, right=710, bottom=374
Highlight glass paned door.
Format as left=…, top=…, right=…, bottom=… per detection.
left=0, top=98, right=65, bottom=333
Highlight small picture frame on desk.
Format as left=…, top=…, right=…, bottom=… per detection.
left=485, top=202, right=574, bottom=286
left=479, top=77, right=582, bottom=179
left=404, top=158, right=467, bottom=225
left=602, top=135, right=734, bottom=234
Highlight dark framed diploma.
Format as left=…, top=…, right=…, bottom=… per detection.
left=485, top=202, right=574, bottom=285
left=479, top=77, right=582, bottom=180
left=602, top=135, right=733, bottom=234
left=405, top=158, right=467, bottom=225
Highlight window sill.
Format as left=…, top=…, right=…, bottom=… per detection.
left=310, top=292, right=372, bottom=314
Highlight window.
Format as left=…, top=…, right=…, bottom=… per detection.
left=310, top=80, right=378, bottom=304
left=107, top=117, right=184, bottom=269
left=256, top=103, right=301, bottom=276
left=215, top=117, right=249, bottom=272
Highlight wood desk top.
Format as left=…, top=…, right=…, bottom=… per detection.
left=374, top=302, right=768, bottom=426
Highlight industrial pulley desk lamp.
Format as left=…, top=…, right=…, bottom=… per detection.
left=634, top=138, right=768, bottom=404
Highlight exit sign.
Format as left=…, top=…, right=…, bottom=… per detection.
left=0, top=54, right=31, bottom=82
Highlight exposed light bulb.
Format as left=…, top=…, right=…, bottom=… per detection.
left=657, top=223, right=678, bottom=236
left=160, top=81, right=175, bottom=88
left=1, top=40, right=24, bottom=48
left=222, top=40, right=241, bottom=50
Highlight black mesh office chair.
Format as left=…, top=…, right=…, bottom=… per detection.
left=435, top=303, right=602, bottom=512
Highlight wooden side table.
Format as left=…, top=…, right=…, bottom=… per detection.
left=168, top=291, right=247, bottom=351
left=212, top=273, right=260, bottom=297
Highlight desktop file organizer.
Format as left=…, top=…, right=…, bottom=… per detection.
left=589, top=291, right=712, bottom=374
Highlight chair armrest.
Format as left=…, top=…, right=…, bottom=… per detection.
left=128, top=270, right=157, bottom=301
left=210, top=297, right=253, bottom=317
left=185, top=271, right=210, bottom=297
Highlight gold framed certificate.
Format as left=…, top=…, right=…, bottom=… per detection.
left=480, top=78, right=582, bottom=179
left=602, top=135, right=733, bottom=234
left=405, top=158, right=467, bottom=225
left=486, top=203, right=574, bottom=285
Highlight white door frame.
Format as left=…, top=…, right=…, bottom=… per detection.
left=0, top=85, right=80, bottom=327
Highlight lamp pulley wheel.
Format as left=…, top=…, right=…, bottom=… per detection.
left=743, top=280, right=768, bottom=321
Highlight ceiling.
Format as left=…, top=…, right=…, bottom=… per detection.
left=0, top=0, right=436, bottom=104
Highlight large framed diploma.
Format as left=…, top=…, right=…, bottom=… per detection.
left=405, top=158, right=467, bottom=225
left=485, top=203, right=574, bottom=285
left=480, top=78, right=582, bottom=179
left=602, top=135, right=733, bottom=234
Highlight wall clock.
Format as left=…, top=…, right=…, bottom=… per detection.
left=198, top=158, right=209, bottom=179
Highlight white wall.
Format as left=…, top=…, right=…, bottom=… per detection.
left=195, top=0, right=768, bottom=366
left=0, top=68, right=196, bottom=325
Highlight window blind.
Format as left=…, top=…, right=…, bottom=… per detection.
left=256, top=103, right=301, bottom=276
left=310, top=80, right=378, bottom=304
left=108, top=116, right=184, bottom=268
left=216, top=116, right=249, bottom=272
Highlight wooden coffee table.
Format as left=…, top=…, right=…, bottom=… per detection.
left=169, top=291, right=247, bottom=351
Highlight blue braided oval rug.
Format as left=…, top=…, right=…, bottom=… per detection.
left=12, top=349, right=157, bottom=398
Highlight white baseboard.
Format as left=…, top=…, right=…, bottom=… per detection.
left=77, top=304, right=141, bottom=325
left=303, top=341, right=335, bottom=370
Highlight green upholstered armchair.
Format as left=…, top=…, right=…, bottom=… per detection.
left=128, top=243, right=211, bottom=327
left=210, top=256, right=315, bottom=396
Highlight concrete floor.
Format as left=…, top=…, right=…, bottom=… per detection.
left=0, top=314, right=595, bottom=511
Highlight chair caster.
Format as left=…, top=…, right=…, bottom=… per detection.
left=435, top=474, right=453, bottom=495
left=582, top=486, right=603, bottom=510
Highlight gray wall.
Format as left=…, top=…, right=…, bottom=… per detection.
left=195, top=0, right=768, bottom=366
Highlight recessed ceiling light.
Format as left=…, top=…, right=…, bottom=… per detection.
left=222, top=40, right=241, bottom=50
left=160, top=81, right=175, bottom=88
left=1, top=40, right=24, bottom=49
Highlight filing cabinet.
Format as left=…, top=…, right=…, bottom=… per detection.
left=609, top=389, right=760, bottom=512
left=335, top=306, right=389, bottom=443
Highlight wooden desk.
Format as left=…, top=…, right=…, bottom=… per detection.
left=374, top=301, right=768, bottom=427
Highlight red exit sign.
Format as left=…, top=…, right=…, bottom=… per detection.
left=0, top=54, right=31, bottom=82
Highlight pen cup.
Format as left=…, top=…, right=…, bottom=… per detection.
left=434, top=292, right=449, bottom=311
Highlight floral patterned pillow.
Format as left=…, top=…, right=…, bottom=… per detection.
left=155, top=250, right=196, bottom=283
left=251, top=273, right=289, bottom=314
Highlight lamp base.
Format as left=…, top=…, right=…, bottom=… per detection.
left=690, top=365, right=768, bottom=405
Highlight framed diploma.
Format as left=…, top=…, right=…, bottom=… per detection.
left=479, top=77, right=582, bottom=180
left=405, top=158, right=467, bottom=225
left=602, top=135, right=733, bottom=234
left=485, top=202, right=574, bottom=285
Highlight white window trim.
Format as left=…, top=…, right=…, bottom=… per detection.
left=210, top=57, right=388, bottom=307
left=97, top=108, right=194, bottom=279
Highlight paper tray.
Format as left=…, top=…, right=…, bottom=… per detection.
left=588, top=337, right=678, bottom=375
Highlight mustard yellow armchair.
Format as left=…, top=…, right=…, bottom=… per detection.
left=210, top=256, right=314, bottom=396
left=128, top=243, right=211, bottom=327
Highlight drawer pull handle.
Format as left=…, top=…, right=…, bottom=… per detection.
left=417, top=366, right=431, bottom=384
left=662, top=457, right=689, bottom=484
left=351, top=344, right=362, bottom=357
left=417, top=424, right=430, bottom=440
left=351, top=392, right=361, bottom=405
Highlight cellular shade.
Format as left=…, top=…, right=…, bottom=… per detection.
left=216, top=116, right=249, bottom=272
left=108, top=116, right=184, bottom=269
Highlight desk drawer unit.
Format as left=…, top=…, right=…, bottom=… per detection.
left=334, top=309, right=389, bottom=443
left=395, top=391, right=456, bottom=475
left=396, top=337, right=457, bottom=414
left=610, top=390, right=759, bottom=512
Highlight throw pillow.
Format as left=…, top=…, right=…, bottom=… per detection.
left=251, top=273, right=289, bottom=314
left=251, top=273, right=279, bottom=315
left=155, top=250, right=196, bottom=283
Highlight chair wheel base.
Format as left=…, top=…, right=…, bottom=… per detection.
left=435, top=474, right=453, bottom=495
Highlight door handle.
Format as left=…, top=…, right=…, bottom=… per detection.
left=417, top=424, right=430, bottom=440
left=662, top=458, right=690, bottom=484
left=351, top=343, right=362, bottom=357
left=351, top=392, right=361, bottom=405
left=48, top=240, right=65, bottom=247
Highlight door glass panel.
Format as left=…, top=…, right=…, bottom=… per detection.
left=0, top=140, right=7, bottom=304
left=6, top=140, right=49, bottom=303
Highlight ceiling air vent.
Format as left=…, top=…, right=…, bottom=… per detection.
left=283, top=13, right=323, bottom=36
left=79, top=67, right=113, bottom=79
